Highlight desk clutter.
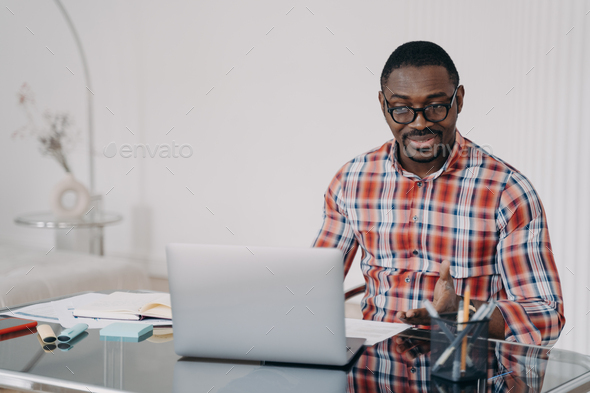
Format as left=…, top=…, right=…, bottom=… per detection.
left=0, top=292, right=174, bottom=354
left=424, top=286, right=497, bottom=382
left=36, top=323, right=90, bottom=352
left=32, top=322, right=170, bottom=352
left=2, top=291, right=590, bottom=392
left=8, top=292, right=172, bottom=328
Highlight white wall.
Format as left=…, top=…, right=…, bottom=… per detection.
left=1, top=0, right=589, bottom=354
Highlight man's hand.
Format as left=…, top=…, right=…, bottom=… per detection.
left=396, top=260, right=461, bottom=325
left=393, top=336, right=431, bottom=361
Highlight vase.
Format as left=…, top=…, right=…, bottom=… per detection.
left=50, top=173, right=91, bottom=219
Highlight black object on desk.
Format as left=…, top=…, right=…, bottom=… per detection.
left=430, top=314, right=490, bottom=382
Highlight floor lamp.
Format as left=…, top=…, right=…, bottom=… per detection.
left=53, top=0, right=107, bottom=255
left=53, top=0, right=95, bottom=195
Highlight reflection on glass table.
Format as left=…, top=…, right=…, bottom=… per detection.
left=348, top=329, right=590, bottom=392
left=0, top=296, right=589, bottom=392
left=174, top=357, right=347, bottom=393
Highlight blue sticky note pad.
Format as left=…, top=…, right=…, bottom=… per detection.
left=100, top=323, right=153, bottom=342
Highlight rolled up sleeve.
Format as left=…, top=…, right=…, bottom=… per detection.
left=495, top=172, right=565, bottom=346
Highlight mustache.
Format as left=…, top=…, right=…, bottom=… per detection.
left=402, top=128, right=443, bottom=139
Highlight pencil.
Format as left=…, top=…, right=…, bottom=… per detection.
left=452, top=299, right=464, bottom=380
left=460, top=284, right=471, bottom=376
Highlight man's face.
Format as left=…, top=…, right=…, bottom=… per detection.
left=379, top=66, right=464, bottom=168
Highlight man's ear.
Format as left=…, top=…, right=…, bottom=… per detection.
left=456, top=85, right=465, bottom=115
left=378, top=90, right=387, bottom=117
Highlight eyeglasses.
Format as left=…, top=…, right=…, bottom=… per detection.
left=382, top=86, right=459, bottom=125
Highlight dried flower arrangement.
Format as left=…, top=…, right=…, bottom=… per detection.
left=12, top=83, right=80, bottom=173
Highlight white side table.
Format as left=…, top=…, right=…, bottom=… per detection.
left=14, top=211, right=123, bottom=256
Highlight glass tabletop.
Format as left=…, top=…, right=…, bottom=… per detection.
left=14, top=211, right=123, bottom=228
left=0, top=320, right=589, bottom=393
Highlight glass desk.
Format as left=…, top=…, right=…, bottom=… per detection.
left=0, top=300, right=589, bottom=392
left=14, top=211, right=123, bottom=256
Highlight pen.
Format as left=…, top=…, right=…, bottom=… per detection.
left=423, top=300, right=455, bottom=340
left=423, top=300, right=474, bottom=368
left=37, top=333, right=56, bottom=352
left=488, top=370, right=513, bottom=381
left=37, top=324, right=57, bottom=344
left=58, top=323, right=88, bottom=342
left=452, top=299, right=464, bottom=380
left=468, top=300, right=495, bottom=345
left=58, top=331, right=89, bottom=351
left=432, top=301, right=491, bottom=373
left=460, top=285, right=471, bottom=376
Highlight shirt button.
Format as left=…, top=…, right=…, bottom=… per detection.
left=417, top=182, right=423, bottom=187
left=412, top=215, right=418, bottom=222
left=405, top=277, right=410, bottom=283
left=410, top=367, right=416, bottom=374
left=412, top=249, right=418, bottom=256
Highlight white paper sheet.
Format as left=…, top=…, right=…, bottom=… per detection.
left=8, top=299, right=66, bottom=322
left=345, top=318, right=410, bottom=346
left=5, top=293, right=107, bottom=324
left=4, top=293, right=172, bottom=328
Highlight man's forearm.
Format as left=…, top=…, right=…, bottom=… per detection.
left=471, top=300, right=506, bottom=339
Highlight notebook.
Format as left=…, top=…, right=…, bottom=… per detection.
left=73, top=292, right=171, bottom=320
left=166, top=243, right=365, bottom=366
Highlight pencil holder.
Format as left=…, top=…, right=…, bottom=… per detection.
left=430, top=313, right=489, bottom=382
left=430, top=375, right=486, bottom=393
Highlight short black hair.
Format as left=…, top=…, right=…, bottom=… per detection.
left=380, top=41, right=459, bottom=90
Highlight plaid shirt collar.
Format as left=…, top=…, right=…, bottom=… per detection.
left=389, top=129, right=465, bottom=181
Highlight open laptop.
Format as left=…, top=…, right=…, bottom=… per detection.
left=165, top=243, right=365, bottom=366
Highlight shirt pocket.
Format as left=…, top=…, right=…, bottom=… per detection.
left=451, top=216, right=499, bottom=278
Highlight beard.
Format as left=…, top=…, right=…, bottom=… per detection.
left=406, top=151, right=439, bottom=163
left=401, top=128, right=446, bottom=162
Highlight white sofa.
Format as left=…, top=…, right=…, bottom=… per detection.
left=0, top=242, right=150, bottom=308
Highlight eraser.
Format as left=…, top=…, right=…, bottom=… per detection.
left=37, top=324, right=57, bottom=343
left=58, top=323, right=88, bottom=342
left=100, top=323, right=153, bottom=342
